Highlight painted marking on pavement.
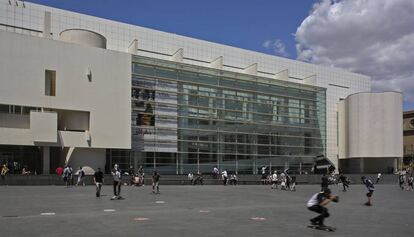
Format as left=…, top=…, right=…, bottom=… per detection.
left=199, top=210, right=211, bottom=213
left=40, top=212, right=56, bottom=216
left=134, top=217, right=149, bottom=221
left=104, top=209, right=116, bottom=212
left=250, top=217, right=266, bottom=221
left=155, top=201, right=165, bottom=204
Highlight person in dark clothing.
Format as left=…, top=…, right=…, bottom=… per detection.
left=361, top=176, right=374, bottom=206
left=321, top=174, right=329, bottom=191
left=307, top=188, right=339, bottom=227
left=290, top=176, right=296, bottom=191
left=93, top=168, right=104, bottom=197
left=339, top=174, right=349, bottom=192
left=152, top=170, right=160, bottom=194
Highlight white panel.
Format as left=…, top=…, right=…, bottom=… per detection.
left=30, top=111, right=57, bottom=142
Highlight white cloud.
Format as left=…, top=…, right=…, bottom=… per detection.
left=263, top=39, right=289, bottom=57
left=295, top=0, right=414, bottom=105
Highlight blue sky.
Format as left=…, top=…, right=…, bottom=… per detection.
left=26, top=0, right=315, bottom=58
left=25, top=0, right=414, bottom=110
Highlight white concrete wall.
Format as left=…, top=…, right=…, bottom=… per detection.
left=0, top=30, right=131, bottom=149
left=339, top=92, right=403, bottom=159
left=0, top=0, right=371, bottom=167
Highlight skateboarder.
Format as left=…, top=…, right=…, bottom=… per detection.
left=361, top=176, right=374, bottom=206
left=152, top=170, right=160, bottom=194
left=376, top=173, right=381, bottom=184
left=307, top=188, right=338, bottom=229
left=93, top=168, right=104, bottom=197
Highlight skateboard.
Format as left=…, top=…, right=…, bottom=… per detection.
left=110, top=196, right=124, bottom=200
left=307, top=225, right=336, bottom=232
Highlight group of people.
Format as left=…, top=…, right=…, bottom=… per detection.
left=56, top=165, right=86, bottom=187
left=187, top=172, right=204, bottom=185
left=220, top=169, right=238, bottom=185
left=261, top=167, right=296, bottom=191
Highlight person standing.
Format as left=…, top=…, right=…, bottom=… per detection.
left=321, top=173, right=329, bottom=192
left=188, top=172, right=194, bottom=185
left=361, top=176, right=375, bottom=206
left=376, top=173, right=382, bottom=184
left=55, top=166, right=63, bottom=177
left=271, top=171, right=278, bottom=189
left=221, top=170, right=228, bottom=186
left=76, top=167, right=85, bottom=186
left=290, top=175, right=296, bottom=191
left=63, top=165, right=70, bottom=187
left=93, top=168, right=104, bottom=197
left=398, top=173, right=405, bottom=190
left=307, top=188, right=339, bottom=227
left=212, top=167, right=219, bottom=179
left=111, top=164, right=122, bottom=200
left=152, top=170, right=160, bottom=194
left=138, top=165, right=144, bottom=186
left=408, top=175, right=413, bottom=191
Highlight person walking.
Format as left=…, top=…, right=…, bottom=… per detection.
left=339, top=173, right=349, bottom=192
left=76, top=167, right=85, bottom=186
left=63, top=165, right=71, bottom=187
left=111, top=164, right=123, bottom=200
left=361, top=176, right=374, bottom=206
left=376, top=173, right=382, bottom=184
left=152, top=170, right=160, bottom=194
left=93, top=168, right=104, bottom=197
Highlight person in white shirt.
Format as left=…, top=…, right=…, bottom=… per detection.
left=271, top=171, right=278, bottom=189
left=376, top=173, right=382, bottom=184
left=307, top=188, right=338, bottom=227
left=188, top=172, right=194, bottom=185
left=221, top=170, right=228, bottom=186
left=76, top=167, right=85, bottom=186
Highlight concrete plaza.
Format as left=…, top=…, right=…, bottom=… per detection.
left=0, top=184, right=413, bottom=237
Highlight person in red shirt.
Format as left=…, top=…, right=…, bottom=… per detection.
left=55, top=166, right=63, bottom=176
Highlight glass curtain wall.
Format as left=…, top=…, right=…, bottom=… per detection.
left=111, top=56, right=326, bottom=175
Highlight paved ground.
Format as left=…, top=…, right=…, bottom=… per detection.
left=0, top=184, right=413, bottom=237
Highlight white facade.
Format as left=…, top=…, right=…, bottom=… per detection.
left=0, top=0, right=374, bottom=170
left=338, top=92, right=403, bottom=158
left=0, top=29, right=131, bottom=172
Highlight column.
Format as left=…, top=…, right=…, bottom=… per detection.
left=43, top=146, right=50, bottom=174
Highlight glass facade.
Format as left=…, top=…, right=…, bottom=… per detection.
left=110, top=55, right=326, bottom=174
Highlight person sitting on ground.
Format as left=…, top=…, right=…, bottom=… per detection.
left=194, top=172, right=204, bottom=185
left=21, top=167, right=30, bottom=176
left=230, top=173, right=238, bottom=185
